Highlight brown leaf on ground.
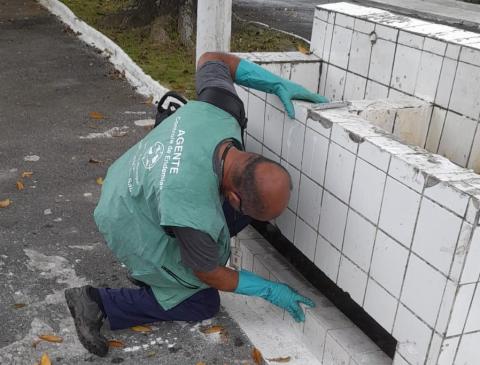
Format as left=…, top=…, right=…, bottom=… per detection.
left=108, top=339, right=125, bottom=348
left=39, top=334, right=63, bottom=343
left=13, top=303, right=26, bottom=309
left=130, top=325, right=152, bottom=333
left=40, top=352, right=51, bottom=365
left=196, top=362, right=206, bottom=365
left=88, top=158, right=103, bottom=164
left=89, top=111, right=105, bottom=120
left=142, top=95, right=154, bottom=105
left=96, top=177, right=104, bottom=185
left=297, top=45, right=310, bottom=54
left=16, top=180, right=25, bottom=191
left=21, top=171, right=33, bottom=178
left=0, top=198, right=11, bottom=208
left=200, top=325, right=224, bottom=334
left=252, top=347, right=264, bottom=365
left=32, top=339, right=41, bottom=349
left=266, top=356, right=291, bottom=363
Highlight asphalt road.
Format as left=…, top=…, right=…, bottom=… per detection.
left=0, top=1, right=253, bottom=364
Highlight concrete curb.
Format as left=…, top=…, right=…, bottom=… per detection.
left=37, top=0, right=169, bottom=102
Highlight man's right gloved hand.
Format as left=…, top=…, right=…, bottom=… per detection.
left=234, top=270, right=315, bottom=322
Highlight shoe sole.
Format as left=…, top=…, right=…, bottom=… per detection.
left=65, top=288, right=108, bottom=357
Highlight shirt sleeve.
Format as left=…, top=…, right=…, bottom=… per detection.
left=171, top=226, right=219, bottom=272
left=195, top=60, right=238, bottom=97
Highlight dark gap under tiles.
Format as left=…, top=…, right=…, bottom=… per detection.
left=251, top=219, right=397, bottom=359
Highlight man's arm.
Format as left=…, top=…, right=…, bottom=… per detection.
left=194, top=266, right=239, bottom=291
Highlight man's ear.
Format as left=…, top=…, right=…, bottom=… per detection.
left=225, top=190, right=241, bottom=210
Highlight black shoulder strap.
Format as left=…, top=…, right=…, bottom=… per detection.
left=154, top=91, right=188, bottom=128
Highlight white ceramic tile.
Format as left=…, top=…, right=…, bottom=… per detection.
left=414, top=51, right=443, bottom=102
left=331, top=124, right=359, bottom=153
left=447, top=283, right=476, bottom=335
left=275, top=207, right=296, bottom=242
left=245, top=133, right=263, bottom=154
left=388, top=155, right=425, bottom=193
left=302, top=127, right=329, bottom=184
left=350, top=351, right=391, bottom=365
left=436, top=279, right=456, bottom=335
left=437, top=337, right=460, bottom=365
left=253, top=255, right=270, bottom=279
left=423, top=38, right=447, bottom=56
left=294, top=217, right=317, bottom=262
left=281, top=160, right=300, bottom=212
left=435, top=58, right=457, bottom=109
left=391, top=44, right=422, bottom=94
left=398, top=31, right=424, bottom=49
left=449, top=61, right=480, bottom=119
left=337, top=256, right=368, bottom=305
left=240, top=242, right=254, bottom=271
left=467, top=124, right=480, bottom=173
left=324, top=65, right=347, bottom=101
left=455, top=331, right=480, bottom=364
left=263, top=103, right=284, bottom=155
left=461, top=227, right=480, bottom=284
left=392, top=354, right=409, bottom=365
left=364, top=279, right=397, bottom=331
left=359, top=107, right=395, bottom=133
left=311, top=18, right=328, bottom=57
left=424, top=180, right=469, bottom=218
left=319, top=191, right=348, bottom=249
left=465, top=285, right=480, bottom=332
left=314, top=8, right=329, bottom=22
left=438, top=111, right=477, bottom=167
left=282, top=117, right=306, bottom=168
left=376, top=24, right=398, bottom=42
left=323, top=333, right=350, bottom=365
left=369, top=39, right=396, bottom=85
left=290, top=62, right=321, bottom=93
left=323, top=23, right=335, bottom=62
left=261, top=146, right=280, bottom=163
left=329, top=326, right=379, bottom=358
left=393, top=304, right=433, bottom=365
left=330, top=26, right=353, bottom=70
left=460, top=46, right=480, bottom=67
left=247, top=93, right=266, bottom=142
left=426, top=333, right=442, bottom=365
left=350, top=159, right=386, bottom=223
left=343, top=72, right=367, bottom=100
left=412, top=198, right=463, bottom=275
left=379, top=177, right=421, bottom=247
left=354, top=18, right=375, bottom=34
left=425, top=107, right=447, bottom=152
left=392, top=106, right=432, bottom=148
left=451, top=222, right=474, bottom=282
left=401, top=254, right=447, bottom=327
left=342, top=210, right=376, bottom=271
left=358, top=139, right=391, bottom=172
left=370, top=230, right=409, bottom=297
left=387, top=88, right=411, bottom=100
left=335, top=13, right=354, bottom=29
left=315, top=234, right=341, bottom=281
left=446, top=43, right=461, bottom=60
left=298, top=174, right=323, bottom=229
left=303, top=309, right=328, bottom=360
left=365, top=80, right=389, bottom=99
left=348, top=31, right=372, bottom=77
left=324, top=142, right=356, bottom=203
left=235, top=85, right=249, bottom=105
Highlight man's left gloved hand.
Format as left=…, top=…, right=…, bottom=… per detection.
left=234, top=270, right=315, bottom=322
left=235, top=59, right=329, bottom=119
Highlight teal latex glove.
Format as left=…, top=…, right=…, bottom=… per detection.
left=235, top=59, right=329, bottom=119
left=235, top=270, right=315, bottom=322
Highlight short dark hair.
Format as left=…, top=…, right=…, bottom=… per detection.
left=232, top=155, right=292, bottom=216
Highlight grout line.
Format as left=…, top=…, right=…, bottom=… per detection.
left=465, top=120, right=480, bottom=169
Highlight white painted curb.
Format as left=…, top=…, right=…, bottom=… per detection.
left=38, top=0, right=169, bottom=102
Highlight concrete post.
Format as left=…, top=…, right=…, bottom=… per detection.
left=196, top=0, right=232, bottom=64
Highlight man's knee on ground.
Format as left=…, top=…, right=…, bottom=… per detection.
left=198, top=288, right=221, bottom=320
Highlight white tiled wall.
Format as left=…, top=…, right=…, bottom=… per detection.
left=311, top=2, right=480, bottom=174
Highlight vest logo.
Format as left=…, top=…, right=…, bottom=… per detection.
left=142, top=141, right=165, bottom=170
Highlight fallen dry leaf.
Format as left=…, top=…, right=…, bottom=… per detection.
left=40, top=353, right=51, bottom=365
left=252, top=347, right=263, bottom=365
left=88, top=158, right=103, bottom=164
left=21, top=171, right=33, bottom=178
left=89, top=111, right=105, bottom=120
left=16, top=180, right=24, bottom=191
left=196, top=362, right=206, bottom=365
left=13, top=303, right=26, bottom=309
left=266, top=356, right=291, bottom=363
left=108, top=339, right=125, bottom=348
left=142, top=95, right=154, bottom=105
left=32, top=339, right=41, bottom=349
left=297, top=45, right=310, bottom=54
left=200, top=325, right=223, bottom=334
left=146, top=351, right=156, bottom=357
left=96, top=177, right=104, bottom=185
left=0, top=198, right=11, bottom=208
left=130, top=325, right=152, bottom=333
left=39, top=334, right=63, bottom=343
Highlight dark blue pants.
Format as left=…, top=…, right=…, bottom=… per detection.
left=99, top=200, right=251, bottom=330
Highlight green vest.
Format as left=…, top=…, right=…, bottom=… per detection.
left=94, top=101, right=242, bottom=310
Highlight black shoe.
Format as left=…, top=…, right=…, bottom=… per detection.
left=64, top=285, right=108, bottom=357
left=127, top=273, right=148, bottom=288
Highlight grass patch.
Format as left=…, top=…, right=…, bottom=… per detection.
left=60, top=0, right=308, bottom=98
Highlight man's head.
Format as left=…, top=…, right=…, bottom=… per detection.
left=224, top=152, right=292, bottom=221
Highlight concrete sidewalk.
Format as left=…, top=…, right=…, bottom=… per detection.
left=0, top=1, right=254, bottom=364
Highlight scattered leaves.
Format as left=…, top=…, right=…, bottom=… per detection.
left=297, top=45, right=310, bottom=54
left=89, top=111, right=105, bottom=120
left=266, top=356, right=291, bottom=363
left=39, top=334, right=63, bottom=343
left=142, top=95, right=154, bottom=105
left=130, top=325, right=152, bottom=333
left=252, top=347, right=264, bottom=365
left=21, top=171, right=33, bottom=178
left=0, top=198, right=11, bottom=208
left=16, top=180, right=25, bottom=191
left=96, top=177, right=104, bottom=185
left=88, top=158, right=103, bottom=164
left=40, top=353, right=51, bottom=365
left=108, top=339, right=125, bottom=348
left=13, top=303, right=26, bottom=309
left=200, top=325, right=223, bottom=334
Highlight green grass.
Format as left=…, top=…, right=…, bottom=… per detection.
left=60, top=0, right=308, bottom=98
